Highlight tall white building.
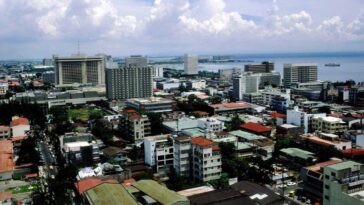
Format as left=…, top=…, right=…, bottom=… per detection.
left=144, top=134, right=174, bottom=176
left=287, top=106, right=326, bottom=133
left=284, top=63, right=318, bottom=88
left=232, top=73, right=259, bottom=101
left=125, top=55, right=148, bottom=68
left=153, top=66, right=164, bottom=78
left=106, top=66, right=153, bottom=100
left=184, top=54, right=198, bottom=75
left=54, top=54, right=108, bottom=85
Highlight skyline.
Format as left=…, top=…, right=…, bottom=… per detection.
left=0, top=0, right=364, bottom=59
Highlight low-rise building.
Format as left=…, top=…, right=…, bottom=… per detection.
left=302, top=133, right=352, bottom=151
left=119, top=112, right=151, bottom=142
left=144, top=134, right=174, bottom=176
left=0, top=126, right=11, bottom=139
left=174, top=136, right=192, bottom=177
left=240, top=122, right=272, bottom=137
left=197, top=117, right=224, bottom=133
left=126, top=97, right=176, bottom=113
left=287, top=106, right=326, bottom=133
left=311, top=116, right=347, bottom=134
left=0, top=140, right=14, bottom=181
left=191, top=137, right=222, bottom=182
left=186, top=80, right=206, bottom=90
left=10, top=116, right=30, bottom=138
left=280, top=148, right=317, bottom=167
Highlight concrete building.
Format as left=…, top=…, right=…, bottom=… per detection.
left=191, top=137, right=222, bottom=182
left=54, top=54, right=106, bottom=85
left=232, top=73, right=259, bottom=101
left=144, top=134, right=174, bottom=176
left=0, top=82, right=8, bottom=96
left=244, top=61, right=274, bottom=73
left=10, top=116, right=30, bottom=138
left=303, top=133, right=352, bottom=151
left=184, top=54, right=198, bottom=75
left=106, top=66, right=153, bottom=100
left=125, top=55, right=147, bottom=68
left=287, top=106, right=326, bottom=133
left=311, top=116, right=347, bottom=134
left=156, top=79, right=181, bottom=91
left=323, top=161, right=364, bottom=205
left=219, top=68, right=241, bottom=81
left=349, top=86, right=364, bottom=107
left=197, top=118, right=224, bottom=133
left=283, top=63, right=318, bottom=88
left=186, top=79, right=206, bottom=90
left=126, top=97, right=176, bottom=113
left=153, top=66, right=164, bottom=78
left=258, top=72, right=281, bottom=88
left=42, top=71, right=55, bottom=84
left=42, top=58, right=53, bottom=66
left=119, top=113, right=151, bottom=142
left=174, top=136, right=192, bottom=177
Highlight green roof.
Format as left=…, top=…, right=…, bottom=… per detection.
left=280, top=148, right=316, bottom=160
left=182, top=128, right=205, bottom=137
left=229, top=130, right=266, bottom=141
left=132, top=180, right=189, bottom=205
left=85, top=183, right=138, bottom=205
left=325, top=161, right=361, bottom=171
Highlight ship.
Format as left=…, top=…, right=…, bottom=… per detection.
left=324, top=63, right=340, bottom=67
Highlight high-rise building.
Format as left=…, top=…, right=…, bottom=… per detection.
left=106, top=66, right=153, bottom=100
left=258, top=72, right=281, bottom=88
left=174, top=136, right=192, bottom=177
left=323, top=161, right=364, bottom=205
left=232, top=73, right=259, bottom=101
left=153, top=66, right=164, bottom=78
left=283, top=63, right=318, bottom=88
left=244, top=61, right=274, bottom=73
left=54, top=54, right=106, bottom=85
left=125, top=55, right=148, bottom=68
left=42, top=58, right=53, bottom=66
left=184, top=54, right=198, bottom=75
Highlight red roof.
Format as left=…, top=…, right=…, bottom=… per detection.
left=270, top=112, right=286, bottom=119
left=0, top=191, right=11, bottom=201
left=210, top=102, right=250, bottom=108
left=129, top=114, right=141, bottom=120
left=241, top=122, right=272, bottom=133
left=351, top=113, right=364, bottom=118
left=12, top=136, right=28, bottom=142
left=75, top=178, right=118, bottom=193
left=192, top=111, right=209, bottom=116
left=10, top=117, right=29, bottom=127
left=191, top=137, right=215, bottom=148
left=0, top=140, right=14, bottom=173
left=342, top=148, right=364, bottom=157
left=212, top=145, right=220, bottom=151
left=25, top=173, right=38, bottom=179
left=0, top=126, right=10, bottom=132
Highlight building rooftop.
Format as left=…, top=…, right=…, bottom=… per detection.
left=342, top=148, right=364, bottom=157
left=127, top=97, right=174, bottom=104
left=306, top=159, right=343, bottom=173
left=84, top=182, right=138, bottom=205
left=280, top=148, right=316, bottom=160
left=279, top=124, right=299, bottom=129
left=188, top=188, right=255, bottom=205
left=191, top=137, right=215, bottom=148
left=75, top=178, right=118, bottom=193
left=0, top=140, right=14, bottom=173
left=10, top=116, right=29, bottom=127
left=0, top=126, right=10, bottom=132
left=270, top=112, right=286, bottom=119
left=312, top=116, right=345, bottom=123
left=177, top=186, right=215, bottom=197
left=240, top=122, right=272, bottom=133
left=0, top=191, right=12, bottom=202
left=325, top=160, right=362, bottom=171
left=210, top=102, right=252, bottom=109
left=132, top=180, right=189, bottom=205
left=229, top=130, right=266, bottom=141
left=162, top=118, right=199, bottom=131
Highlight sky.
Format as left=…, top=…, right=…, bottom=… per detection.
left=0, top=0, right=363, bottom=59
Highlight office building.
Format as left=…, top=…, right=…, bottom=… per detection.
left=184, top=54, right=198, bottom=75
left=54, top=54, right=106, bottom=85
left=42, top=71, right=55, bottom=84
left=219, top=68, right=241, bottom=81
left=283, top=63, right=318, bottom=88
left=42, top=58, right=53, bottom=66
left=153, top=66, right=164, bottom=77
left=126, top=97, right=176, bottom=113
left=232, top=73, right=259, bottom=101
left=258, top=72, right=281, bottom=88
left=191, top=137, right=222, bottom=182
left=144, top=134, right=174, bottom=176
left=125, top=55, right=147, bottom=68
left=244, top=61, right=274, bottom=73
left=106, top=66, right=153, bottom=100
left=323, top=161, right=364, bottom=205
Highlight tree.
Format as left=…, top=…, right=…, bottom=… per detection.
left=210, top=173, right=229, bottom=189
left=145, top=112, right=164, bottom=135
left=318, top=106, right=331, bottom=114
left=209, top=96, right=223, bottom=104
left=167, top=166, right=184, bottom=191
left=226, top=114, right=243, bottom=131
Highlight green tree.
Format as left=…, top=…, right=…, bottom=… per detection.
left=210, top=173, right=229, bottom=189
left=145, top=112, right=164, bottom=135
left=226, top=114, right=243, bottom=131
left=209, top=96, right=223, bottom=104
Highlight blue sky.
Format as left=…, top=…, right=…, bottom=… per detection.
left=0, top=0, right=363, bottom=59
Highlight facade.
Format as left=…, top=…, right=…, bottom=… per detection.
left=174, top=136, right=192, bottom=177
left=244, top=61, right=274, bottom=73
left=197, top=118, right=224, bottom=133
left=232, top=73, right=259, bottom=101
left=10, top=116, right=30, bottom=138
left=311, top=116, right=347, bottom=134
left=349, top=86, right=364, bottom=107
left=184, top=54, right=198, bottom=75
left=54, top=54, right=106, bottom=85
left=261, top=88, right=290, bottom=107
left=42, top=58, right=53, bottom=66
left=125, top=55, right=147, bottom=68
left=323, top=161, right=364, bottom=205
left=303, top=133, right=352, bottom=150
left=0, top=140, right=14, bottom=181
left=219, top=68, right=241, bottom=81
left=153, top=66, right=164, bottom=78
left=126, top=97, right=176, bottom=113
left=258, top=72, right=281, bottom=88
left=186, top=80, right=206, bottom=90
left=119, top=113, right=151, bottom=142
left=283, top=63, right=318, bottom=88
left=42, top=71, right=55, bottom=84
left=106, top=66, right=153, bottom=100
left=144, top=134, right=174, bottom=176
left=287, top=106, right=326, bottom=133
left=191, top=137, right=222, bottom=182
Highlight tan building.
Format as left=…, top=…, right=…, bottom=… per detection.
left=311, top=116, right=347, bottom=134
left=119, top=111, right=151, bottom=142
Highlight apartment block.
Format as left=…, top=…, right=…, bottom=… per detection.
left=323, top=161, right=364, bottom=205
left=287, top=106, right=326, bottom=133
left=184, top=54, right=198, bottom=75
left=119, top=113, right=151, bottom=142
left=311, top=116, right=347, bottom=134
left=284, top=63, right=318, bottom=88
left=174, top=136, right=192, bottom=178
left=244, top=61, right=274, bottom=73
left=125, top=55, right=147, bottom=68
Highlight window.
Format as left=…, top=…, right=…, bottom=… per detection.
left=331, top=172, right=336, bottom=177
left=324, top=195, right=329, bottom=200
left=325, top=185, right=329, bottom=189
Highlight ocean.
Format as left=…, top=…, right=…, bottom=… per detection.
left=154, top=52, right=364, bottom=83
